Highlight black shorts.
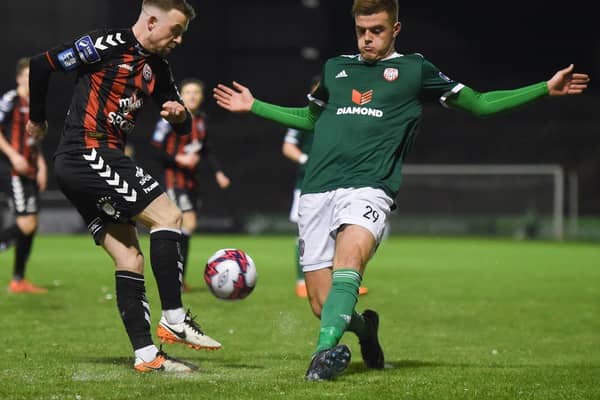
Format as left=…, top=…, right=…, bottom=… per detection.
left=166, top=187, right=198, bottom=212
left=7, top=175, right=39, bottom=216
left=54, top=148, right=163, bottom=245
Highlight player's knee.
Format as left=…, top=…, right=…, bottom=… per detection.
left=157, top=205, right=182, bottom=229
left=16, top=216, right=38, bottom=235
left=117, top=250, right=145, bottom=274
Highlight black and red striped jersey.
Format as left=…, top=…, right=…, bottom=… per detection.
left=29, top=28, right=191, bottom=155
left=151, top=111, right=222, bottom=191
left=0, top=90, right=39, bottom=178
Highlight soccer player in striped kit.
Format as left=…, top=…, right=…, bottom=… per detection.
left=152, top=78, right=231, bottom=292
left=0, top=57, right=48, bottom=293
left=27, top=0, right=221, bottom=372
left=215, top=0, right=590, bottom=380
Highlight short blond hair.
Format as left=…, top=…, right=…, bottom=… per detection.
left=142, top=0, right=196, bottom=20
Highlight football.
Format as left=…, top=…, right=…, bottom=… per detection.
left=204, top=248, right=257, bottom=300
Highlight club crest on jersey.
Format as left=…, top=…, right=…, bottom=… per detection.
left=383, top=68, right=399, bottom=82
left=142, top=64, right=153, bottom=82
left=352, top=89, right=373, bottom=106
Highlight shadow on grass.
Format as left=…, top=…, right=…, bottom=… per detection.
left=82, top=356, right=266, bottom=370
left=345, top=359, right=600, bottom=376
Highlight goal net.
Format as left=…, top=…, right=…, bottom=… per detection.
left=392, top=164, right=564, bottom=239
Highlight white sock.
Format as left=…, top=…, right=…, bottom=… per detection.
left=162, top=308, right=186, bottom=324
left=134, top=344, right=159, bottom=363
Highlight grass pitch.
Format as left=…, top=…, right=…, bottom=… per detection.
left=1, top=234, right=598, bottom=400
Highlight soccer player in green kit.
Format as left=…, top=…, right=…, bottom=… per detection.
left=214, top=0, right=590, bottom=381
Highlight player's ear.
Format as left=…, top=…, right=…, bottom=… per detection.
left=393, top=21, right=401, bottom=37
left=148, top=15, right=158, bottom=31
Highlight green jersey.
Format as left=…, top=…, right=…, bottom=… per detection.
left=302, top=53, right=462, bottom=198
left=284, top=127, right=313, bottom=188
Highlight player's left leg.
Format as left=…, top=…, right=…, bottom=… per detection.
left=7, top=176, right=46, bottom=294
left=8, top=214, right=47, bottom=293
left=180, top=210, right=197, bottom=292
left=135, top=194, right=221, bottom=350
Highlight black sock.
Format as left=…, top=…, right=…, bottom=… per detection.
left=0, top=224, right=20, bottom=243
left=13, top=230, right=34, bottom=280
left=115, top=271, right=153, bottom=351
left=181, top=233, right=190, bottom=282
left=150, top=230, right=183, bottom=310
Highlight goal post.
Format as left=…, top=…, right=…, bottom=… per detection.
left=399, top=164, right=565, bottom=240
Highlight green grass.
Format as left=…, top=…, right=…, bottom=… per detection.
left=1, top=234, right=599, bottom=400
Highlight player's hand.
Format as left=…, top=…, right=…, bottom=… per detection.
left=175, top=152, right=199, bottom=169
left=213, top=81, right=254, bottom=113
left=9, top=153, right=30, bottom=176
left=215, top=171, right=231, bottom=189
left=547, top=64, right=590, bottom=96
left=26, top=120, right=47, bottom=141
left=160, top=101, right=187, bottom=123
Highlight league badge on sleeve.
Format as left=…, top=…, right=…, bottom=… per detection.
left=57, top=48, right=81, bottom=70
left=383, top=68, right=399, bottom=82
left=75, top=35, right=101, bottom=64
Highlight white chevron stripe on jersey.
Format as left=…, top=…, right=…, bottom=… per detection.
left=124, top=190, right=137, bottom=202
left=106, top=172, right=120, bottom=186
left=98, top=165, right=111, bottom=178
left=83, top=148, right=98, bottom=161
left=105, top=34, right=117, bottom=46
left=94, top=34, right=123, bottom=51
left=90, top=156, right=104, bottom=170
left=115, top=180, right=129, bottom=194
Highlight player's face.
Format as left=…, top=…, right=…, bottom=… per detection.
left=181, top=83, right=203, bottom=111
left=355, top=11, right=400, bottom=63
left=148, top=9, right=189, bottom=56
left=16, top=67, right=29, bottom=95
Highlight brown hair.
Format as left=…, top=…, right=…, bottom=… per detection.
left=142, top=0, right=196, bottom=20
left=180, top=78, right=204, bottom=91
left=16, top=57, right=30, bottom=78
left=352, top=0, right=398, bottom=23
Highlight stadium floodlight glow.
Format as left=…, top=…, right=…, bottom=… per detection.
left=301, top=0, right=320, bottom=9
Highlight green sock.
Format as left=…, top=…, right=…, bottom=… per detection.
left=295, top=240, right=303, bottom=281
left=315, top=269, right=362, bottom=353
left=347, top=310, right=368, bottom=339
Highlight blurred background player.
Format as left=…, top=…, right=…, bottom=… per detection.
left=152, top=78, right=231, bottom=292
left=0, top=57, right=48, bottom=293
left=282, top=75, right=368, bottom=298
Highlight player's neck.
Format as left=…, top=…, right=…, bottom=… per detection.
left=131, top=21, right=150, bottom=51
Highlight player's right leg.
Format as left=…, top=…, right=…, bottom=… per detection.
left=135, top=194, right=221, bottom=350
left=102, top=223, right=197, bottom=372
left=6, top=176, right=46, bottom=293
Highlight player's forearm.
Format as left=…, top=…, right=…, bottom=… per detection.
left=251, top=100, right=318, bottom=131
left=29, top=52, right=55, bottom=123
left=449, top=82, right=549, bottom=117
left=169, top=110, right=192, bottom=136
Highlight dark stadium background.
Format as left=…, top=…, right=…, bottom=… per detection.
left=0, top=0, right=598, bottom=225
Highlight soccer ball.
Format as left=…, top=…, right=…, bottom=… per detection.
left=204, top=248, right=257, bottom=300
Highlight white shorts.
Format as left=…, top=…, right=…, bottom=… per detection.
left=298, top=187, right=393, bottom=272
left=288, top=188, right=301, bottom=224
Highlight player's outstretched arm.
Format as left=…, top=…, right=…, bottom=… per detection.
left=214, top=81, right=319, bottom=131
left=213, top=81, right=254, bottom=112
left=547, top=64, right=590, bottom=96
